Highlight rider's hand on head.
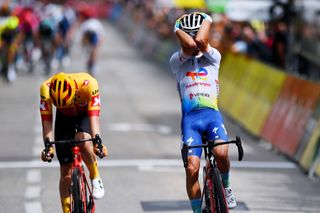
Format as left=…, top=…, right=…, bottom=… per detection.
left=41, top=146, right=54, bottom=162
left=94, top=143, right=108, bottom=158
left=194, top=12, right=213, bottom=23
left=174, top=14, right=187, bottom=33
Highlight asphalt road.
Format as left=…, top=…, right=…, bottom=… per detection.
left=0, top=21, right=319, bottom=213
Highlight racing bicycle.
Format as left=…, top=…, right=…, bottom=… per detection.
left=182, top=136, right=244, bottom=213
left=44, top=134, right=104, bottom=213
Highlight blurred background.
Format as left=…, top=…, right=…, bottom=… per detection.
left=0, top=0, right=320, bottom=213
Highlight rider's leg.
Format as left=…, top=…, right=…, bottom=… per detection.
left=75, top=132, right=100, bottom=179
left=75, top=131, right=104, bottom=199
left=181, top=111, right=204, bottom=213
left=59, top=163, right=72, bottom=213
left=87, top=46, right=98, bottom=75
left=186, top=156, right=201, bottom=213
left=213, top=141, right=230, bottom=187
left=214, top=140, right=237, bottom=209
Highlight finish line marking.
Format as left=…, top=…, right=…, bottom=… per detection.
left=0, top=159, right=297, bottom=169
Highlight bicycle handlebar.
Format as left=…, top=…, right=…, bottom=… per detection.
left=44, top=134, right=104, bottom=162
left=181, top=136, right=244, bottom=167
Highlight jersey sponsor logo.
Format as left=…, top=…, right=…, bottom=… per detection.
left=186, top=68, right=208, bottom=81
left=215, top=79, right=219, bottom=95
left=186, top=82, right=211, bottom=88
left=189, top=92, right=210, bottom=100
left=83, top=80, right=90, bottom=86
left=40, top=100, right=48, bottom=111
left=91, top=95, right=101, bottom=106
left=187, top=137, right=194, bottom=146
left=92, top=89, right=99, bottom=96
left=212, top=127, right=218, bottom=134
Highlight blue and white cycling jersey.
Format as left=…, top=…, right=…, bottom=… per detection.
left=170, top=46, right=228, bottom=157
left=169, top=46, right=221, bottom=115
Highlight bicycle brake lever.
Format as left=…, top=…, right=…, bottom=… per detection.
left=94, top=134, right=104, bottom=159
left=235, top=136, right=244, bottom=161
left=44, top=138, right=52, bottom=163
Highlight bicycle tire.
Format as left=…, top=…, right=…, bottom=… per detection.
left=212, top=167, right=228, bottom=213
left=71, top=168, right=87, bottom=213
left=202, top=167, right=212, bottom=213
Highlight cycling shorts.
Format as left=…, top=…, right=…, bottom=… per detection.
left=39, top=25, right=55, bottom=40
left=1, top=28, right=18, bottom=44
left=84, top=30, right=98, bottom=46
left=58, top=16, right=70, bottom=38
left=54, top=110, right=91, bottom=165
left=181, top=108, right=228, bottom=158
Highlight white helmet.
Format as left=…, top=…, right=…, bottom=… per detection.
left=180, top=12, right=204, bottom=36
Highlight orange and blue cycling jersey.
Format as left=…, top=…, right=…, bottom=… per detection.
left=40, top=73, right=101, bottom=121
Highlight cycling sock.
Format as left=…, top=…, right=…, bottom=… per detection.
left=221, top=172, right=230, bottom=188
left=190, top=198, right=201, bottom=213
left=87, top=160, right=100, bottom=179
left=61, top=197, right=71, bottom=213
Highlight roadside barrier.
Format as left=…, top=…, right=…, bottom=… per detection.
left=220, top=53, right=320, bottom=177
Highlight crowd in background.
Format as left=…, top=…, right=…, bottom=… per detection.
left=110, top=0, right=288, bottom=71
left=1, top=0, right=318, bottom=81
left=0, top=0, right=107, bottom=83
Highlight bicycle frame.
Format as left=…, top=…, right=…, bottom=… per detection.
left=44, top=134, right=104, bottom=213
left=182, top=136, right=244, bottom=213
left=70, top=145, right=95, bottom=213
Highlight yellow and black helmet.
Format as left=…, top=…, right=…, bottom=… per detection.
left=49, top=72, right=76, bottom=108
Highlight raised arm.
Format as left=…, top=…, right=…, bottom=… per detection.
left=174, top=15, right=197, bottom=56
left=194, top=13, right=213, bottom=53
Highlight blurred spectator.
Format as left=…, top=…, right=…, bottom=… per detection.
left=270, top=21, right=287, bottom=68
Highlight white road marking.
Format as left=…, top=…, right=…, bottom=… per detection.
left=27, top=169, right=41, bottom=183
left=25, top=185, right=41, bottom=199
left=0, top=159, right=297, bottom=169
left=24, top=107, right=43, bottom=213
left=107, top=123, right=172, bottom=135
left=25, top=202, right=43, bottom=213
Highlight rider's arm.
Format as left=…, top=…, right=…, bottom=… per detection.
left=42, top=119, right=53, bottom=141
left=194, top=15, right=212, bottom=53
left=195, top=14, right=221, bottom=65
left=86, top=81, right=108, bottom=157
left=86, top=78, right=101, bottom=138
left=40, top=81, right=53, bottom=141
left=89, top=115, right=100, bottom=138
left=40, top=81, right=54, bottom=161
left=175, top=29, right=197, bottom=57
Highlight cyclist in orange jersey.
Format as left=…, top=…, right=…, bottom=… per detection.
left=40, top=72, right=108, bottom=213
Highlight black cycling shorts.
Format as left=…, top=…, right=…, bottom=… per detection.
left=54, top=110, right=91, bottom=165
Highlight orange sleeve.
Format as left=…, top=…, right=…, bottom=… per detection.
left=40, top=79, right=53, bottom=121
left=87, top=78, right=101, bottom=117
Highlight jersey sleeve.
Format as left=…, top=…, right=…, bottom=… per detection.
left=202, top=46, right=221, bottom=65
left=86, top=78, right=101, bottom=117
left=169, top=50, right=190, bottom=76
left=39, top=79, right=53, bottom=121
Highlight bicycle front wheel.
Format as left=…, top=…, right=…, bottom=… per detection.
left=212, top=167, right=228, bottom=213
left=202, top=167, right=212, bottom=213
left=71, top=168, right=87, bottom=213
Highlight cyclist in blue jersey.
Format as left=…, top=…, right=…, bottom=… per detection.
left=169, top=12, right=236, bottom=212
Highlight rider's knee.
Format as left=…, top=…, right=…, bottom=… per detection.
left=186, top=158, right=200, bottom=178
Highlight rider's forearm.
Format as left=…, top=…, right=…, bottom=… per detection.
left=89, top=116, right=100, bottom=138
left=176, top=30, right=197, bottom=56
left=195, top=20, right=211, bottom=53
left=42, top=120, right=54, bottom=141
